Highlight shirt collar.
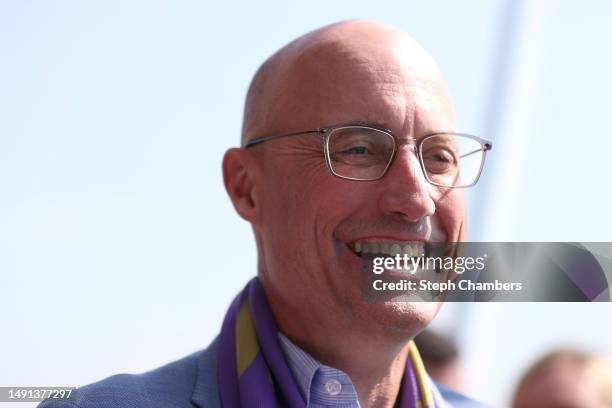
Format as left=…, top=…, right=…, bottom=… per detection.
left=277, top=332, right=360, bottom=407
left=277, top=332, right=452, bottom=408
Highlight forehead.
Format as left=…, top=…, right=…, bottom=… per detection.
left=268, top=35, right=455, bottom=137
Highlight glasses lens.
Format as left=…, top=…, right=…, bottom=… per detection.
left=420, top=134, right=485, bottom=187
left=327, top=127, right=395, bottom=180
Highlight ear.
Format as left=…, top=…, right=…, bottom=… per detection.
left=222, top=148, right=260, bottom=223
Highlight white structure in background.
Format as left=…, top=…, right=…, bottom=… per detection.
left=450, top=0, right=612, bottom=405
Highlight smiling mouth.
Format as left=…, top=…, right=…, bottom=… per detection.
left=347, top=241, right=426, bottom=258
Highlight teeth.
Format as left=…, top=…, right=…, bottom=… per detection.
left=350, top=241, right=425, bottom=256
left=412, top=243, right=425, bottom=257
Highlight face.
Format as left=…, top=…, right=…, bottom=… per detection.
left=237, top=27, right=467, bottom=339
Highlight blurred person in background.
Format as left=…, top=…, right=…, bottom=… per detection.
left=512, top=349, right=612, bottom=408
left=414, top=330, right=465, bottom=393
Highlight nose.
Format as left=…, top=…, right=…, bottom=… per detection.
left=377, top=145, right=436, bottom=222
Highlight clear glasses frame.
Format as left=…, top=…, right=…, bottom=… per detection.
left=244, top=123, right=493, bottom=188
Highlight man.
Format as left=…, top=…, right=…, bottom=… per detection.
left=40, top=20, right=490, bottom=408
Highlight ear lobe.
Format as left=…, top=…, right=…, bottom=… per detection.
left=222, top=148, right=260, bottom=223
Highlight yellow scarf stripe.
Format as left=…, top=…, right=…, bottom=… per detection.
left=236, top=300, right=260, bottom=377
left=408, top=341, right=435, bottom=408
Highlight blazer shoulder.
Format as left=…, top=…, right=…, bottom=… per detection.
left=436, top=382, right=492, bottom=408
left=37, top=349, right=206, bottom=408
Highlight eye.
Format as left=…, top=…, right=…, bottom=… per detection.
left=430, top=151, right=453, bottom=162
left=423, top=148, right=457, bottom=173
left=341, top=145, right=371, bottom=155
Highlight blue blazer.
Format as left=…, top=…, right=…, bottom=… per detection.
left=38, top=337, right=488, bottom=407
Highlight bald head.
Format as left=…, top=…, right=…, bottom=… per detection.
left=241, top=20, right=453, bottom=145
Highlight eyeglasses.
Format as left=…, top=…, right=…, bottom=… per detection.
left=245, top=123, right=492, bottom=188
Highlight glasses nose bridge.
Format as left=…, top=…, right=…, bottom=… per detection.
left=392, top=135, right=419, bottom=161
left=395, top=136, right=419, bottom=152
left=390, top=136, right=421, bottom=167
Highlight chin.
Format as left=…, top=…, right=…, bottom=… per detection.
left=351, top=299, right=441, bottom=337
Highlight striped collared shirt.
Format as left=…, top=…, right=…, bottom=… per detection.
left=278, top=332, right=360, bottom=408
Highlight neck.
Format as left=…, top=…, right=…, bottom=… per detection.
left=318, top=336, right=410, bottom=408
left=267, top=290, right=413, bottom=408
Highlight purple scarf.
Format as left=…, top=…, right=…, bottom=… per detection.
left=218, top=278, right=434, bottom=407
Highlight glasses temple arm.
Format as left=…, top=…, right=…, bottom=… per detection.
left=459, top=143, right=492, bottom=159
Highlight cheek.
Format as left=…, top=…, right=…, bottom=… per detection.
left=433, top=189, right=466, bottom=240
left=261, top=151, right=362, bottom=219
left=258, top=159, right=331, bottom=241
left=261, top=172, right=371, bottom=258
